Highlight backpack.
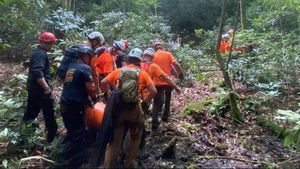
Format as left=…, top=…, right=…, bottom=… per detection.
left=119, top=67, right=140, bottom=103
left=56, top=45, right=81, bottom=80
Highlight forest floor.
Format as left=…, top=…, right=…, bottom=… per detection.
left=1, top=62, right=299, bottom=169
left=140, top=79, right=300, bottom=169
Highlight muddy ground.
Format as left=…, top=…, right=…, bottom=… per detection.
left=138, top=81, right=299, bottom=169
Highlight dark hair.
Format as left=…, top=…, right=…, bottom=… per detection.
left=126, top=57, right=141, bottom=66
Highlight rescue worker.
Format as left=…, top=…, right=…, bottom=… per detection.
left=59, top=45, right=97, bottom=167
left=101, top=48, right=157, bottom=168
left=22, top=32, right=58, bottom=143
left=87, top=31, right=105, bottom=96
left=141, top=47, right=181, bottom=111
left=152, top=41, right=184, bottom=130
left=115, top=39, right=129, bottom=68
left=139, top=48, right=181, bottom=147
left=96, top=40, right=126, bottom=82
left=219, top=34, right=231, bottom=53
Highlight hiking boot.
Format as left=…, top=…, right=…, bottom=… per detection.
left=139, top=130, right=150, bottom=149
left=161, top=116, right=168, bottom=122
left=151, top=125, right=159, bottom=132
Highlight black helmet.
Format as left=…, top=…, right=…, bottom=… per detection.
left=76, top=45, right=94, bottom=57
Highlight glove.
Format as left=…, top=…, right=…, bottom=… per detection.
left=43, top=88, right=54, bottom=99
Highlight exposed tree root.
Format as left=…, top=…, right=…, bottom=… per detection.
left=196, top=155, right=271, bottom=165
left=196, top=155, right=300, bottom=167
left=18, top=155, right=54, bottom=167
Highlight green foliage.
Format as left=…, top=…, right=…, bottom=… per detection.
left=229, top=29, right=300, bottom=91
left=0, top=0, right=49, bottom=59
left=0, top=128, right=20, bottom=144
left=207, top=92, right=230, bottom=117
left=92, top=11, right=172, bottom=47
left=181, top=97, right=212, bottom=119
left=276, top=105, right=300, bottom=151
left=0, top=72, right=46, bottom=168
left=44, top=7, right=88, bottom=38
left=0, top=74, right=28, bottom=124
left=181, top=90, right=232, bottom=120
left=100, top=0, right=158, bottom=15
left=159, top=0, right=238, bottom=32
left=174, top=44, right=218, bottom=79
left=256, top=115, right=289, bottom=138
left=248, top=0, right=300, bottom=33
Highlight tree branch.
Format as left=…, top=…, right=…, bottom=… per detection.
left=226, top=3, right=240, bottom=70
left=18, top=155, right=54, bottom=167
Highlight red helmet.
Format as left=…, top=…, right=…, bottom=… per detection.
left=120, top=39, right=129, bottom=50
left=39, top=32, right=57, bottom=43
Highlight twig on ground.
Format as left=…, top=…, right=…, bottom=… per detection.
left=195, top=155, right=271, bottom=165
left=277, top=155, right=300, bottom=166
left=196, top=155, right=300, bottom=167
left=18, top=155, right=54, bottom=168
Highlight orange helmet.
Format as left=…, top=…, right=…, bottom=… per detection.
left=85, top=102, right=106, bottom=128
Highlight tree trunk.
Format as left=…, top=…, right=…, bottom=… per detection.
left=240, top=0, right=246, bottom=30
left=215, top=0, right=243, bottom=123
left=73, top=0, right=76, bottom=13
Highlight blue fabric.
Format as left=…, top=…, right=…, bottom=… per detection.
left=27, top=46, right=51, bottom=93
left=60, top=62, right=93, bottom=104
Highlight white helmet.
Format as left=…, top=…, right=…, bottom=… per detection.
left=143, top=48, right=155, bottom=57
left=128, top=48, right=143, bottom=61
left=113, top=41, right=126, bottom=52
left=88, top=31, right=105, bottom=43
left=222, top=33, right=230, bottom=40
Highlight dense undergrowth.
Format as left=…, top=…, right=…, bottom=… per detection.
left=0, top=0, right=300, bottom=168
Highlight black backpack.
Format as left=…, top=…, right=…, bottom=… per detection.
left=56, top=45, right=82, bottom=80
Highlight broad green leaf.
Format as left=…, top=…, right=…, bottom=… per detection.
left=297, top=132, right=300, bottom=151
left=3, top=99, right=15, bottom=108
left=284, top=132, right=297, bottom=146
left=2, top=159, right=8, bottom=168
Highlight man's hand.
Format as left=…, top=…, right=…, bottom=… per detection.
left=44, top=88, right=54, bottom=98
left=174, top=86, right=181, bottom=94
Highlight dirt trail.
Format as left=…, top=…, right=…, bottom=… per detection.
left=0, top=62, right=24, bottom=89
left=139, top=81, right=299, bottom=168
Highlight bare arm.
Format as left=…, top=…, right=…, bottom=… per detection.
left=160, top=74, right=181, bottom=93
left=85, top=81, right=97, bottom=100
left=100, top=78, right=110, bottom=93
left=91, top=66, right=101, bottom=95
left=36, top=78, right=51, bottom=93
left=173, top=63, right=184, bottom=77
left=121, top=61, right=127, bottom=67
left=143, top=84, right=157, bottom=103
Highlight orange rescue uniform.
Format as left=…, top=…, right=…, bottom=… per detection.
left=153, top=50, right=176, bottom=86
left=219, top=40, right=232, bottom=53
left=104, top=64, right=154, bottom=95
left=141, top=62, right=165, bottom=98
left=96, top=50, right=115, bottom=76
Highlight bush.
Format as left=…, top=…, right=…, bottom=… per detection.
left=0, top=0, right=49, bottom=59
left=92, top=11, right=173, bottom=48
left=248, top=0, right=300, bottom=34
left=229, top=30, right=299, bottom=90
